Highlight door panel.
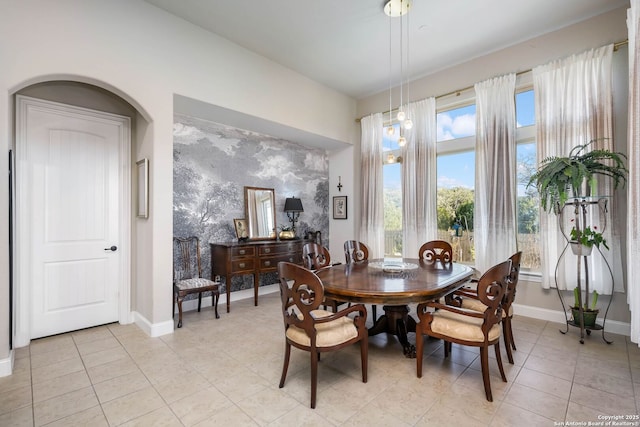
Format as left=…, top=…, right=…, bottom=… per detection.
left=18, top=97, right=124, bottom=338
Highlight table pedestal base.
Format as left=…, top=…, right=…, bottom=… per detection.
left=369, top=305, right=417, bottom=358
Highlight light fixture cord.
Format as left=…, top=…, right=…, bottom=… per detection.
left=406, top=2, right=410, bottom=115
left=388, top=2, right=393, bottom=127
left=399, top=0, right=403, bottom=114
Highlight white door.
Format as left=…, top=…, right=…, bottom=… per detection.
left=16, top=96, right=130, bottom=339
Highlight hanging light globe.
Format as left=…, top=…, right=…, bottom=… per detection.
left=386, top=125, right=395, bottom=136
left=398, top=136, right=407, bottom=147
left=387, top=153, right=396, bottom=163
left=403, top=118, right=413, bottom=130
left=397, top=110, right=406, bottom=121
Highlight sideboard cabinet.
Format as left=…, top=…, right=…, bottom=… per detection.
left=210, top=240, right=303, bottom=312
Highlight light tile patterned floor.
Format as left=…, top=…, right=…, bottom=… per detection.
left=1, top=292, right=638, bottom=426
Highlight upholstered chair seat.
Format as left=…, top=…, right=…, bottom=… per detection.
left=286, top=309, right=359, bottom=347
left=459, top=297, right=513, bottom=318
left=430, top=309, right=502, bottom=342
left=175, top=277, right=216, bottom=290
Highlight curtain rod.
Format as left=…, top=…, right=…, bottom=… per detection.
left=355, top=39, right=629, bottom=123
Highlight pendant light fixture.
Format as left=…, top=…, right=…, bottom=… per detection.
left=384, top=0, right=412, bottom=147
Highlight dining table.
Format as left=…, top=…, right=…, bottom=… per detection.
left=315, top=258, right=473, bottom=358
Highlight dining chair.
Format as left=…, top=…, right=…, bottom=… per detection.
left=302, top=242, right=344, bottom=312
left=343, top=240, right=376, bottom=321
left=415, top=259, right=512, bottom=402
left=173, top=236, right=220, bottom=328
left=452, top=251, right=522, bottom=363
left=302, top=242, right=333, bottom=270
left=418, top=240, right=453, bottom=264
left=277, top=262, right=368, bottom=408
left=344, top=240, right=369, bottom=263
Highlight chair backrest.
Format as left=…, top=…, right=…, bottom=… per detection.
left=476, top=260, right=512, bottom=326
left=502, top=251, right=523, bottom=311
left=173, top=236, right=203, bottom=280
left=344, top=241, right=369, bottom=264
left=302, top=242, right=331, bottom=270
left=278, top=261, right=324, bottom=334
left=418, top=240, right=453, bottom=264
left=305, top=230, right=322, bottom=245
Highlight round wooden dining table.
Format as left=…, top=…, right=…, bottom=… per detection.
left=315, top=258, right=473, bottom=358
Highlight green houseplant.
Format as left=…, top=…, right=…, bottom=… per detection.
left=528, top=140, right=627, bottom=335
left=572, top=288, right=599, bottom=328
left=568, top=224, right=609, bottom=256
left=527, top=140, right=628, bottom=212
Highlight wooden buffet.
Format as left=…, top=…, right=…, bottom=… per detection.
left=210, top=240, right=303, bottom=312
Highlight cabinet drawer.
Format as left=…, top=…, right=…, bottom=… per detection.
left=259, top=254, right=301, bottom=270
left=259, top=242, right=300, bottom=256
left=231, top=259, right=255, bottom=272
left=232, top=246, right=255, bottom=258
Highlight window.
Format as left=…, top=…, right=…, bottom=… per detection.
left=515, top=89, right=540, bottom=271
left=383, top=123, right=402, bottom=257
left=436, top=105, right=476, bottom=263
left=434, top=87, right=540, bottom=271
left=379, top=84, right=540, bottom=270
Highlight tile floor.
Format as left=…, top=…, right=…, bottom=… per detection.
left=1, top=292, right=639, bottom=426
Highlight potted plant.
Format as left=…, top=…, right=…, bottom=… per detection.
left=569, top=224, right=609, bottom=256
left=527, top=140, right=628, bottom=212
left=278, top=225, right=295, bottom=240
left=571, top=288, right=599, bottom=328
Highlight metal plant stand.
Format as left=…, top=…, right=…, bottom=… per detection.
left=554, top=197, right=614, bottom=344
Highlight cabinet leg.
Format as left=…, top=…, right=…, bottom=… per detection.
left=254, top=274, right=259, bottom=306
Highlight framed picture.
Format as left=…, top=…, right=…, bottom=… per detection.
left=136, top=159, right=149, bottom=219
left=234, top=218, right=249, bottom=240
left=333, top=196, right=347, bottom=220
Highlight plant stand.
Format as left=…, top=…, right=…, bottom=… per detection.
left=554, top=197, right=614, bottom=344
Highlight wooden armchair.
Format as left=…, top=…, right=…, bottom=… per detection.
left=277, top=262, right=368, bottom=408
left=415, top=260, right=512, bottom=402
left=302, top=242, right=333, bottom=270
left=343, top=240, right=376, bottom=320
left=344, top=240, right=369, bottom=263
left=452, top=252, right=522, bottom=363
left=302, top=242, right=343, bottom=312
left=418, top=240, right=453, bottom=264
left=173, top=236, right=220, bottom=328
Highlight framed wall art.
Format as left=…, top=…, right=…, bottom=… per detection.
left=333, top=195, right=347, bottom=220
left=234, top=218, right=249, bottom=241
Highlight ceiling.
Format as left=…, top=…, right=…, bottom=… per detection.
left=145, top=0, right=627, bottom=100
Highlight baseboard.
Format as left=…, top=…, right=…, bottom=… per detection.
left=0, top=350, right=14, bottom=377
left=176, top=283, right=280, bottom=313
left=513, top=303, right=631, bottom=336
left=133, top=311, right=174, bottom=338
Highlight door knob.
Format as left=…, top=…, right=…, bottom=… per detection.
left=104, top=245, right=118, bottom=252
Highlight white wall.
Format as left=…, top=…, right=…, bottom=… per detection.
left=0, top=0, right=357, bottom=363
left=329, top=145, right=356, bottom=262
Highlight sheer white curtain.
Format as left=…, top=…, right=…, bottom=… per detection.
left=533, top=44, right=622, bottom=294
left=627, top=0, right=640, bottom=344
left=359, top=113, right=385, bottom=258
left=401, top=98, right=438, bottom=257
left=474, top=74, right=518, bottom=274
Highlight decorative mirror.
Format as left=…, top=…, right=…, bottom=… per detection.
left=244, top=186, right=276, bottom=240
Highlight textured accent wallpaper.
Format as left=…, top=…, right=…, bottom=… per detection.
left=173, top=113, right=329, bottom=293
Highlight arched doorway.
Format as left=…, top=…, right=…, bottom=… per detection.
left=12, top=80, right=144, bottom=346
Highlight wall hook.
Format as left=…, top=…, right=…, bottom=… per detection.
left=337, top=176, right=343, bottom=192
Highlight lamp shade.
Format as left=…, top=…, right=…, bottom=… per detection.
left=284, top=197, right=304, bottom=212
